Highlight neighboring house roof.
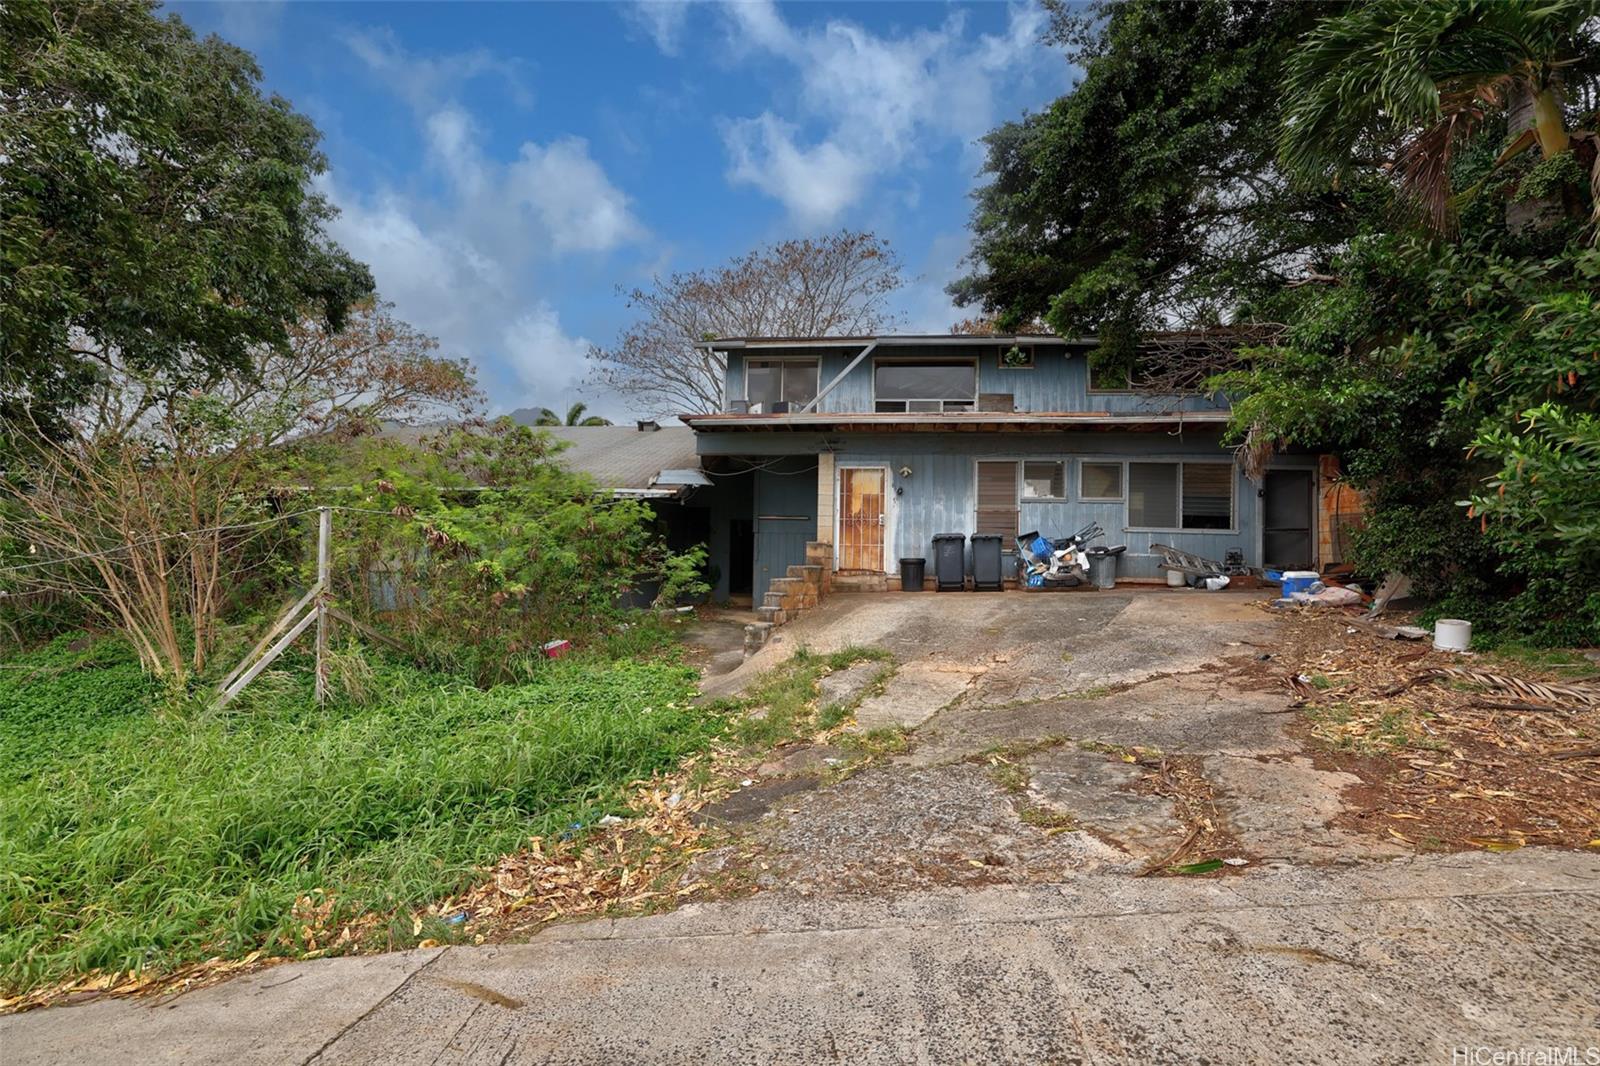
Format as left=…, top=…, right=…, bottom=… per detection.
left=540, top=425, right=701, bottom=496
left=681, top=411, right=1230, bottom=433
left=370, top=422, right=703, bottom=499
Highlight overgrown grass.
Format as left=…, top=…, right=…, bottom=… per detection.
left=0, top=633, right=721, bottom=995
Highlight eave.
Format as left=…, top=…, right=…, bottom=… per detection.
left=679, top=411, right=1231, bottom=434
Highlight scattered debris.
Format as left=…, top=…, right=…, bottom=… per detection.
left=1233, top=610, right=1600, bottom=852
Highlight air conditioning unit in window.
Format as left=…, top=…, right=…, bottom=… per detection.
left=771, top=401, right=792, bottom=414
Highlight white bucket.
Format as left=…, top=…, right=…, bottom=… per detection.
left=1166, top=569, right=1187, bottom=588
left=1433, top=618, right=1472, bottom=652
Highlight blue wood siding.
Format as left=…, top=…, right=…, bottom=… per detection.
left=722, top=344, right=1229, bottom=416
left=752, top=458, right=817, bottom=602
left=701, top=431, right=1315, bottom=580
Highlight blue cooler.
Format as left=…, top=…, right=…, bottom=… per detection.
left=1280, top=570, right=1320, bottom=597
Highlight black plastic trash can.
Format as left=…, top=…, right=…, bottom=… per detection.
left=899, top=557, right=926, bottom=591
left=970, top=535, right=1003, bottom=591
left=932, top=533, right=966, bottom=591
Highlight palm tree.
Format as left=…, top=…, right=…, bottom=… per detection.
left=1280, top=0, right=1600, bottom=230
left=534, top=402, right=612, bottom=427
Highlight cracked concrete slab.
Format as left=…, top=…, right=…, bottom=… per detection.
left=1023, top=748, right=1189, bottom=861
left=816, top=660, right=882, bottom=711
left=852, top=660, right=984, bottom=731
left=15, top=852, right=1589, bottom=1065
left=0, top=948, right=443, bottom=1066
left=693, top=760, right=1132, bottom=897
left=909, top=671, right=1295, bottom=767
left=1206, top=754, right=1410, bottom=862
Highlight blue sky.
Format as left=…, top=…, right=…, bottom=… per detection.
left=172, top=1, right=1076, bottom=419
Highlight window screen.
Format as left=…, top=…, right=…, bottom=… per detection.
left=745, top=360, right=817, bottom=409
left=1022, top=461, right=1065, bottom=500
left=875, top=362, right=977, bottom=411
left=745, top=362, right=780, bottom=408
left=1128, top=463, right=1179, bottom=528
left=1080, top=462, right=1123, bottom=500
left=975, top=461, right=1019, bottom=537
left=1181, top=463, right=1233, bottom=529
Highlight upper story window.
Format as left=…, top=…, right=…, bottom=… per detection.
left=874, top=360, right=977, bottom=413
left=745, top=359, right=818, bottom=412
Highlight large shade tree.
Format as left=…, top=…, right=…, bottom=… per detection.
left=0, top=0, right=373, bottom=434
left=949, top=0, right=1357, bottom=365
left=1216, top=1, right=1600, bottom=643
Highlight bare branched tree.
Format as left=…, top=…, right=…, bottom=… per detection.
left=588, top=231, right=905, bottom=416
left=949, top=314, right=1051, bottom=336
left=0, top=301, right=481, bottom=680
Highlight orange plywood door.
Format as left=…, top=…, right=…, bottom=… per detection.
left=839, top=468, right=886, bottom=572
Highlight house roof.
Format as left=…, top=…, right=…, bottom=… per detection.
left=538, top=425, right=701, bottom=494
left=696, top=334, right=1087, bottom=350
left=680, top=411, right=1231, bottom=433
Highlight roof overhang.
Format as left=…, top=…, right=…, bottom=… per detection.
left=680, top=411, right=1231, bottom=433
left=694, top=334, right=1091, bottom=351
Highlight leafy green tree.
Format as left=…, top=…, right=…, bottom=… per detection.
left=1279, top=0, right=1600, bottom=230
left=0, top=0, right=373, bottom=432
left=534, top=402, right=612, bottom=427
left=325, top=421, right=698, bottom=685
left=950, top=0, right=1357, bottom=363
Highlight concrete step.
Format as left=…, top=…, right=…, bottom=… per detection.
left=755, top=605, right=787, bottom=625
left=787, top=564, right=824, bottom=583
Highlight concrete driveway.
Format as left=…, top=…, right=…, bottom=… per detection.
left=7, top=589, right=1598, bottom=1064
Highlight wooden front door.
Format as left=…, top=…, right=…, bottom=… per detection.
left=838, top=468, right=886, bottom=572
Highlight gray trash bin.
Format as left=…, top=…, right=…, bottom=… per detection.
left=970, top=535, right=1003, bottom=591
left=932, top=533, right=966, bottom=591
left=899, top=557, right=926, bottom=591
left=1088, top=546, right=1123, bottom=589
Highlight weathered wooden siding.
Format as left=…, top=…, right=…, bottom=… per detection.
left=752, top=457, right=817, bottom=602
left=722, top=345, right=1229, bottom=416
left=702, top=431, right=1316, bottom=580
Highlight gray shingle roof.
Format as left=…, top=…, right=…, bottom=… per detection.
left=540, top=426, right=699, bottom=491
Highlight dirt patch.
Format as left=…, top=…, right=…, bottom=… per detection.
left=694, top=777, right=820, bottom=826
left=1235, top=609, right=1600, bottom=854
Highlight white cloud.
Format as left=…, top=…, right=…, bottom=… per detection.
left=502, top=305, right=593, bottom=396
left=625, top=1, right=693, bottom=56
left=344, top=27, right=534, bottom=111
left=509, top=137, right=644, bottom=254
left=708, top=1, right=1060, bottom=224
left=318, top=30, right=649, bottom=416
left=722, top=113, right=870, bottom=228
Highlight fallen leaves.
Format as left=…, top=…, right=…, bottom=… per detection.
left=1251, top=611, right=1600, bottom=853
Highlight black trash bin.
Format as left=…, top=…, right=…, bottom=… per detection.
left=970, top=535, right=1003, bottom=591
left=932, top=533, right=966, bottom=591
left=899, top=557, right=926, bottom=592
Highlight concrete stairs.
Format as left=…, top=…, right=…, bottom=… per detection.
left=744, top=551, right=828, bottom=656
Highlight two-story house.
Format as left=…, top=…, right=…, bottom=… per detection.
left=681, top=334, right=1325, bottom=606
